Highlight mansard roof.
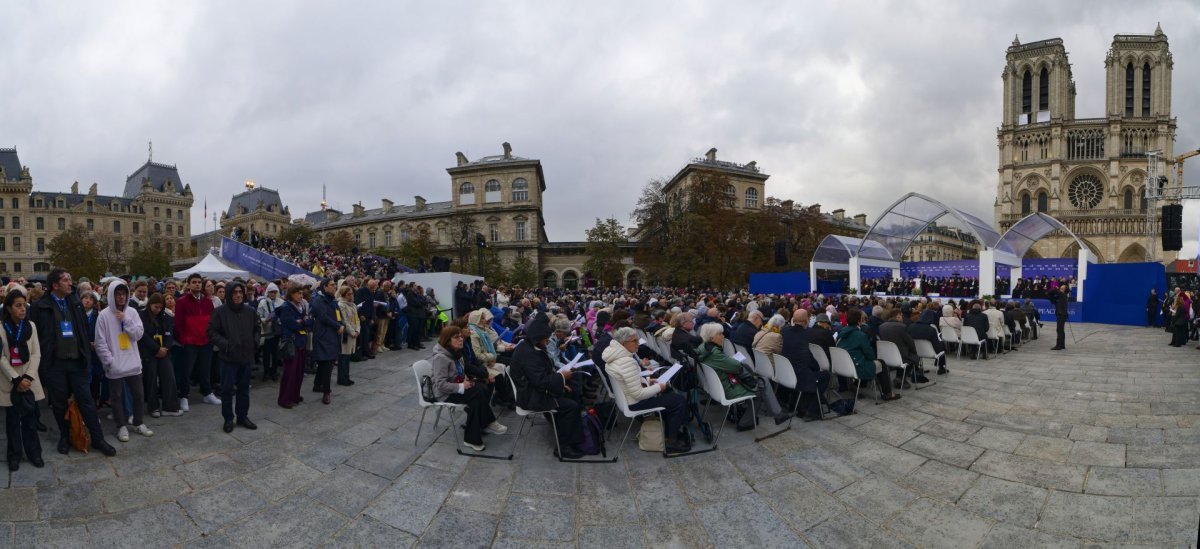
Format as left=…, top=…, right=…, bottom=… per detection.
left=124, top=161, right=186, bottom=198
left=0, top=148, right=24, bottom=182
left=227, top=187, right=287, bottom=217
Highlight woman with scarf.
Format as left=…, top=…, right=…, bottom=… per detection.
left=0, top=290, right=43, bottom=470
left=467, top=309, right=512, bottom=379
left=430, top=325, right=504, bottom=452
left=336, top=285, right=359, bottom=386
left=139, top=293, right=182, bottom=417
left=276, top=285, right=311, bottom=408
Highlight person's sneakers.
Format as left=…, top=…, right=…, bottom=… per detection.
left=203, top=394, right=222, bottom=405
left=179, top=398, right=190, bottom=412
left=117, top=426, right=130, bottom=442
left=92, top=440, right=117, bottom=457
left=485, top=421, right=508, bottom=435
left=134, top=424, right=154, bottom=437
left=161, top=410, right=184, bottom=417
left=237, top=418, right=258, bottom=430
left=223, top=420, right=235, bottom=433
left=463, top=440, right=486, bottom=452
left=150, top=410, right=161, bottom=418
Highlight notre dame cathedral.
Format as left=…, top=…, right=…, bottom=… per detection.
left=994, top=25, right=1178, bottom=263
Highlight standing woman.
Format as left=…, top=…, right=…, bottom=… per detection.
left=310, top=278, right=342, bottom=405
left=276, top=286, right=311, bottom=408
left=1169, top=293, right=1190, bottom=347
left=0, top=290, right=44, bottom=470
left=139, top=294, right=181, bottom=418
left=336, top=286, right=359, bottom=386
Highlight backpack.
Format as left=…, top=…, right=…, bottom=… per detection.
left=829, top=398, right=856, bottom=416
left=579, top=410, right=606, bottom=456
left=420, top=375, right=436, bottom=403
left=638, top=418, right=665, bottom=452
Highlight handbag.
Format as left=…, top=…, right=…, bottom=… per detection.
left=66, top=397, right=91, bottom=452
left=278, top=336, right=296, bottom=361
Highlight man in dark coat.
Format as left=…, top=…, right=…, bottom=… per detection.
left=908, top=309, right=948, bottom=375
left=403, top=284, right=426, bottom=350
left=1147, top=288, right=1158, bottom=327
left=1051, top=284, right=1069, bottom=350
left=354, top=279, right=377, bottom=359
left=963, top=305, right=990, bottom=359
left=454, top=282, right=471, bottom=320
left=510, top=313, right=584, bottom=459
left=730, top=311, right=761, bottom=352
left=32, top=268, right=116, bottom=456
left=206, top=281, right=261, bottom=433
left=311, top=278, right=343, bottom=403
left=780, top=310, right=829, bottom=421
left=878, top=308, right=928, bottom=384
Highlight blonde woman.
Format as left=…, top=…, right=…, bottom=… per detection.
left=467, top=308, right=512, bottom=378
left=752, top=314, right=786, bottom=371
left=336, top=286, right=360, bottom=386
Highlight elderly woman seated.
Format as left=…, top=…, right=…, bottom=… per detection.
left=430, top=326, right=506, bottom=452
left=939, top=304, right=963, bottom=339
left=548, top=317, right=583, bottom=366
left=602, top=327, right=691, bottom=453
left=695, top=322, right=788, bottom=428
left=467, top=308, right=514, bottom=379
left=751, top=314, right=786, bottom=369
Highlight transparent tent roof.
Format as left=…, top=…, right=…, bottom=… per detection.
left=812, top=235, right=892, bottom=264
left=855, top=193, right=1013, bottom=260
left=999, top=212, right=1087, bottom=259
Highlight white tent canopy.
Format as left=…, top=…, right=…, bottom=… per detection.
left=173, top=252, right=251, bottom=281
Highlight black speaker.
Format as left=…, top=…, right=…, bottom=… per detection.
left=1161, top=204, right=1183, bottom=251
left=774, top=241, right=788, bottom=266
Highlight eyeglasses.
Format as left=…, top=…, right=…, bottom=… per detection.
left=451, top=334, right=464, bottom=339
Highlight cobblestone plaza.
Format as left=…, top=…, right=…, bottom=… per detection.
left=0, top=324, right=1197, bottom=547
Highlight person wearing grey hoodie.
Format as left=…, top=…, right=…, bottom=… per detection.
left=207, top=281, right=260, bottom=433
left=94, top=280, right=152, bottom=442
left=256, top=282, right=283, bottom=381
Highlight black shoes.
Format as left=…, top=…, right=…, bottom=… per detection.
left=223, top=420, right=235, bottom=433
left=665, top=438, right=692, bottom=453
left=554, top=446, right=584, bottom=460
left=57, top=437, right=70, bottom=455
left=30, top=457, right=43, bottom=468
left=237, top=418, right=258, bottom=430
left=337, top=380, right=355, bottom=386
left=92, top=440, right=117, bottom=457
left=1050, top=346, right=1064, bottom=350
left=7, top=461, right=17, bottom=472
left=914, top=375, right=931, bottom=384
left=35, top=421, right=47, bottom=432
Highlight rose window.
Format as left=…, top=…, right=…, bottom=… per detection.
left=1068, top=175, right=1103, bottom=209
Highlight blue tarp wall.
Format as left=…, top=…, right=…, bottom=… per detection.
left=749, top=271, right=810, bottom=295
left=221, top=237, right=316, bottom=281
left=1082, top=262, right=1165, bottom=326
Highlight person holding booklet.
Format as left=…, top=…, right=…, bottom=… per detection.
left=601, top=327, right=691, bottom=453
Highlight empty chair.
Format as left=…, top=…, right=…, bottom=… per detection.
left=875, top=340, right=910, bottom=394
left=412, top=360, right=467, bottom=448
left=913, top=339, right=941, bottom=389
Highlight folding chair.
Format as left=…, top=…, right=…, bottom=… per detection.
left=939, top=325, right=961, bottom=355
left=875, top=340, right=910, bottom=394
left=913, top=339, right=941, bottom=389
left=960, top=328, right=987, bottom=360
left=721, top=339, right=736, bottom=359
left=412, top=360, right=468, bottom=450
left=752, top=349, right=775, bottom=379
left=733, top=343, right=753, bottom=366
left=596, top=367, right=666, bottom=460
left=505, top=365, right=613, bottom=463
left=759, top=354, right=806, bottom=439
left=828, top=347, right=869, bottom=411
left=696, top=363, right=756, bottom=449
left=809, top=343, right=833, bottom=418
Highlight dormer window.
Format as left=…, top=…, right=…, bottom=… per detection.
left=459, top=182, right=475, bottom=205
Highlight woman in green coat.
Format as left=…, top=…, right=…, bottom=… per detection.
left=695, top=322, right=786, bottom=422
left=836, top=309, right=899, bottom=401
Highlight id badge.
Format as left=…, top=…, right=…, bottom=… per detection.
left=336, top=310, right=342, bottom=322
left=10, top=347, right=22, bottom=367
left=299, top=330, right=307, bottom=335
left=118, top=333, right=131, bottom=351
left=60, top=321, right=75, bottom=339
left=154, top=335, right=163, bottom=347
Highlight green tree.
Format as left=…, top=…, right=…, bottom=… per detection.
left=509, top=254, right=537, bottom=289
left=277, top=224, right=317, bottom=247
left=481, top=249, right=506, bottom=284
left=583, top=217, right=628, bottom=288
left=327, top=230, right=356, bottom=254
left=396, top=227, right=435, bottom=270
left=47, top=225, right=106, bottom=281
left=127, top=246, right=172, bottom=278
left=448, top=212, right=479, bottom=274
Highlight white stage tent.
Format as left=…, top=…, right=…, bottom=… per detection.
left=997, top=212, right=1096, bottom=297
left=173, top=252, right=251, bottom=281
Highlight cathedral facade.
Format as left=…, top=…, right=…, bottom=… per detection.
left=994, top=27, right=1178, bottom=263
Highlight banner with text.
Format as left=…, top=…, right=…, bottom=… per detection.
left=220, top=237, right=316, bottom=281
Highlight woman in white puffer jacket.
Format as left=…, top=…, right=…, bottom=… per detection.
left=601, top=327, right=690, bottom=454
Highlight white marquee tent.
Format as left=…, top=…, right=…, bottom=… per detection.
left=173, top=252, right=251, bottom=281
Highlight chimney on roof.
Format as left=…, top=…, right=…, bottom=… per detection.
left=88, top=183, right=98, bottom=195
left=382, top=198, right=393, bottom=212
left=455, top=152, right=469, bottom=166
left=807, top=203, right=821, bottom=214
left=832, top=208, right=845, bottom=220
left=414, top=196, right=426, bottom=211
left=781, top=199, right=794, bottom=211
left=352, top=202, right=365, bottom=218
left=71, top=181, right=79, bottom=194
left=705, top=148, right=717, bottom=162
left=853, top=213, right=867, bottom=225
left=502, top=142, right=512, bottom=159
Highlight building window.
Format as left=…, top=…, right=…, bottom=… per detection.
left=55, top=217, right=63, bottom=230
left=36, top=238, right=44, bottom=253
left=0, top=218, right=5, bottom=229
left=154, top=207, right=160, bottom=217
left=384, top=231, right=392, bottom=247
left=1068, top=174, right=1104, bottom=209
left=744, top=188, right=759, bottom=209
left=1123, top=188, right=1134, bottom=210
left=177, top=210, right=183, bottom=220
left=9, top=198, right=15, bottom=209
left=542, top=271, right=558, bottom=288
left=515, top=221, right=526, bottom=241
left=86, top=201, right=92, bottom=213
left=1038, top=67, right=1049, bottom=112
left=459, top=182, right=475, bottom=205
left=484, top=180, right=502, bottom=203
left=368, top=232, right=376, bottom=248
left=113, top=220, right=121, bottom=233
left=1142, top=63, right=1152, bottom=117
left=34, top=262, right=49, bottom=273
left=166, top=208, right=172, bottom=219
left=724, top=185, right=736, bottom=207
left=1037, top=191, right=1048, bottom=213
left=401, top=228, right=410, bottom=242
left=354, top=232, right=361, bottom=244
left=1140, top=188, right=1148, bottom=212
left=489, top=223, right=499, bottom=242
left=1066, top=128, right=1105, bottom=160
left=0, top=238, right=6, bottom=251
left=86, top=219, right=94, bottom=231
left=13, top=263, right=20, bottom=274
left=10, top=217, right=17, bottom=230
left=562, top=271, right=578, bottom=290
left=35, top=217, right=43, bottom=230
left=12, top=238, right=19, bottom=252
left=1021, top=69, right=1032, bottom=115
left=512, top=178, right=529, bottom=201
left=1125, top=63, right=1135, bottom=117
left=437, top=228, right=446, bottom=244
left=0, top=263, right=6, bottom=273
left=133, top=222, right=140, bottom=234
left=1021, top=193, right=1031, bottom=215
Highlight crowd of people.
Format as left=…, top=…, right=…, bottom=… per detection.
left=249, top=236, right=408, bottom=281
left=856, top=275, right=1078, bottom=302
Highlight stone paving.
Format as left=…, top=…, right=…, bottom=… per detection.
left=0, top=324, right=1198, bottom=547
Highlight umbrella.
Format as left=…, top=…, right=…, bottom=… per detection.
left=288, top=273, right=320, bottom=288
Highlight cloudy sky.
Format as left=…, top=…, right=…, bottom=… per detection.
left=3, top=1, right=1199, bottom=253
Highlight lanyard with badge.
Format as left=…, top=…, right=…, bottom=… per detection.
left=5, top=320, right=23, bottom=367
left=54, top=295, right=74, bottom=339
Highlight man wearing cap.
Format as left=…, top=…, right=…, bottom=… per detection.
left=510, top=313, right=584, bottom=459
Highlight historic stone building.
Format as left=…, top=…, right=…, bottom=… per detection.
left=901, top=223, right=981, bottom=262
left=220, top=184, right=291, bottom=241
left=0, top=148, right=193, bottom=278
left=662, top=147, right=768, bottom=214
left=995, top=27, right=1178, bottom=263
